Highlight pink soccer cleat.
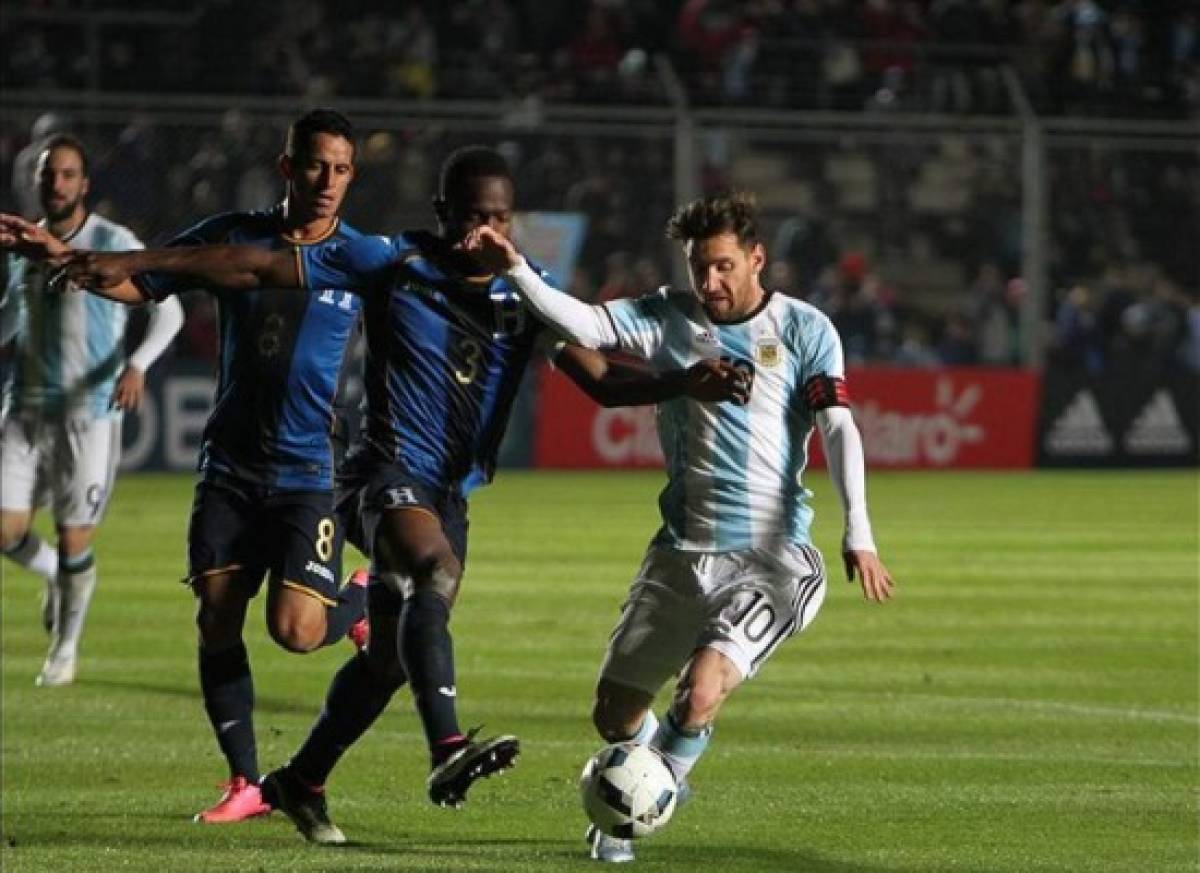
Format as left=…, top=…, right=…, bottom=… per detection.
left=345, top=568, right=370, bottom=650
left=193, top=776, right=272, bottom=823
left=347, top=616, right=369, bottom=651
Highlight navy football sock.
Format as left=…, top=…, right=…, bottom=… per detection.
left=319, top=572, right=367, bottom=647
left=290, top=650, right=405, bottom=787
left=198, top=642, right=258, bottom=781
left=397, top=588, right=461, bottom=762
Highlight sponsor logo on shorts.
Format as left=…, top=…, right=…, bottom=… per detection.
left=305, top=560, right=336, bottom=583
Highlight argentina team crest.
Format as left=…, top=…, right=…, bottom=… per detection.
left=755, top=337, right=783, bottom=368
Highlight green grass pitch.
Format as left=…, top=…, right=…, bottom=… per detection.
left=2, top=470, right=1196, bottom=872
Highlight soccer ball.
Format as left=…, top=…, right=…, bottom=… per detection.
left=579, top=742, right=678, bottom=839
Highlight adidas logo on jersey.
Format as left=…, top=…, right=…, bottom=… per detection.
left=1122, top=390, right=1191, bottom=455
left=1045, top=391, right=1112, bottom=456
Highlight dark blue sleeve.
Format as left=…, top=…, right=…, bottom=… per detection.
left=133, top=213, right=242, bottom=302
left=299, top=234, right=400, bottom=295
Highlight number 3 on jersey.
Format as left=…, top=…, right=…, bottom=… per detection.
left=453, top=337, right=482, bottom=385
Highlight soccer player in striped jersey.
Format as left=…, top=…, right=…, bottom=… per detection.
left=464, top=191, right=895, bottom=862
left=0, top=134, right=183, bottom=689
left=53, top=145, right=750, bottom=844
left=0, top=109, right=373, bottom=825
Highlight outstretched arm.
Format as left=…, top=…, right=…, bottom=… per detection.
left=0, top=213, right=162, bottom=304
left=816, top=405, right=894, bottom=602
left=463, top=226, right=617, bottom=349
left=556, top=345, right=752, bottom=407
left=62, top=243, right=299, bottom=292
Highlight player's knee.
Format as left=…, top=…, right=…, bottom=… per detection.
left=56, top=525, right=95, bottom=557
left=194, top=583, right=249, bottom=647
left=411, top=556, right=461, bottom=606
left=592, top=700, right=641, bottom=742
left=592, top=682, right=651, bottom=741
left=0, top=514, right=30, bottom=552
left=267, top=607, right=324, bottom=653
left=195, top=604, right=243, bottom=648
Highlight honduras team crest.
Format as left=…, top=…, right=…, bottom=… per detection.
left=755, top=337, right=783, bottom=368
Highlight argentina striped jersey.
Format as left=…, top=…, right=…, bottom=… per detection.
left=2, top=213, right=141, bottom=419
left=605, top=288, right=845, bottom=551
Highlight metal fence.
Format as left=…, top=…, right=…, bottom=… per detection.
left=2, top=90, right=1197, bottom=372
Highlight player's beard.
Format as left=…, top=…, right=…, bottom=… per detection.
left=42, top=193, right=83, bottom=224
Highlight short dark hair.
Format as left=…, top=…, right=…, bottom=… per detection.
left=438, top=145, right=512, bottom=204
left=40, top=133, right=90, bottom=177
left=666, top=191, right=760, bottom=248
left=286, top=108, right=355, bottom=158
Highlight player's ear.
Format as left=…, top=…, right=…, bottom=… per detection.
left=750, top=242, right=766, bottom=275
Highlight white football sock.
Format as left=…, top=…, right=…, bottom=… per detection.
left=651, top=710, right=712, bottom=781
left=49, top=557, right=97, bottom=662
left=5, top=532, right=58, bottom=580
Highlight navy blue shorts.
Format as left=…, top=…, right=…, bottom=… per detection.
left=186, top=476, right=344, bottom=605
left=335, top=453, right=468, bottom=567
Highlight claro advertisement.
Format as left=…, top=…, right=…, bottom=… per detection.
left=534, top=366, right=1043, bottom=470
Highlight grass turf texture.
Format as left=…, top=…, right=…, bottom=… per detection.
left=1, top=470, right=1196, bottom=872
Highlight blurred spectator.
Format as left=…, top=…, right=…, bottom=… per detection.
left=1181, top=297, right=1200, bottom=372
left=596, top=251, right=636, bottom=302
left=825, top=251, right=893, bottom=363
left=971, top=262, right=1022, bottom=365
left=894, top=319, right=941, bottom=367
left=565, top=1, right=627, bottom=101
left=1052, top=283, right=1106, bottom=374
left=937, top=311, right=979, bottom=364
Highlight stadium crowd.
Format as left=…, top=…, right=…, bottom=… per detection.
left=2, top=0, right=1197, bottom=372
left=4, top=0, right=1198, bottom=117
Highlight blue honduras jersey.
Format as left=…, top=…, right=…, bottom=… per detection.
left=300, top=231, right=548, bottom=496
left=136, top=208, right=362, bottom=491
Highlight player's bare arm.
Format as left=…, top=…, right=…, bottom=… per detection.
left=557, top=346, right=751, bottom=407
left=0, top=212, right=147, bottom=304
left=0, top=213, right=70, bottom=259
left=62, top=243, right=300, bottom=292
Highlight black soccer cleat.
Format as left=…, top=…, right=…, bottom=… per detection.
left=260, top=766, right=346, bottom=845
left=427, top=730, right=520, bottom=808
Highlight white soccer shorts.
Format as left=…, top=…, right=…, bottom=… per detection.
left=598, top=542, right=828, bottom=695
left=1, top=414, right=122, bottom=526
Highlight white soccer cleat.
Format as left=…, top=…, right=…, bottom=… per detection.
left=586, top=824, right=635, bottom=863
left=35, top=653, right=76, bottom=687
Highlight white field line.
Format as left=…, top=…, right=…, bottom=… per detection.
left=892, top=692, right=1199, bottom=725
left=338, top=727, right=1193, bottom=770
left=466, top=666, right=1199, bottom=726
